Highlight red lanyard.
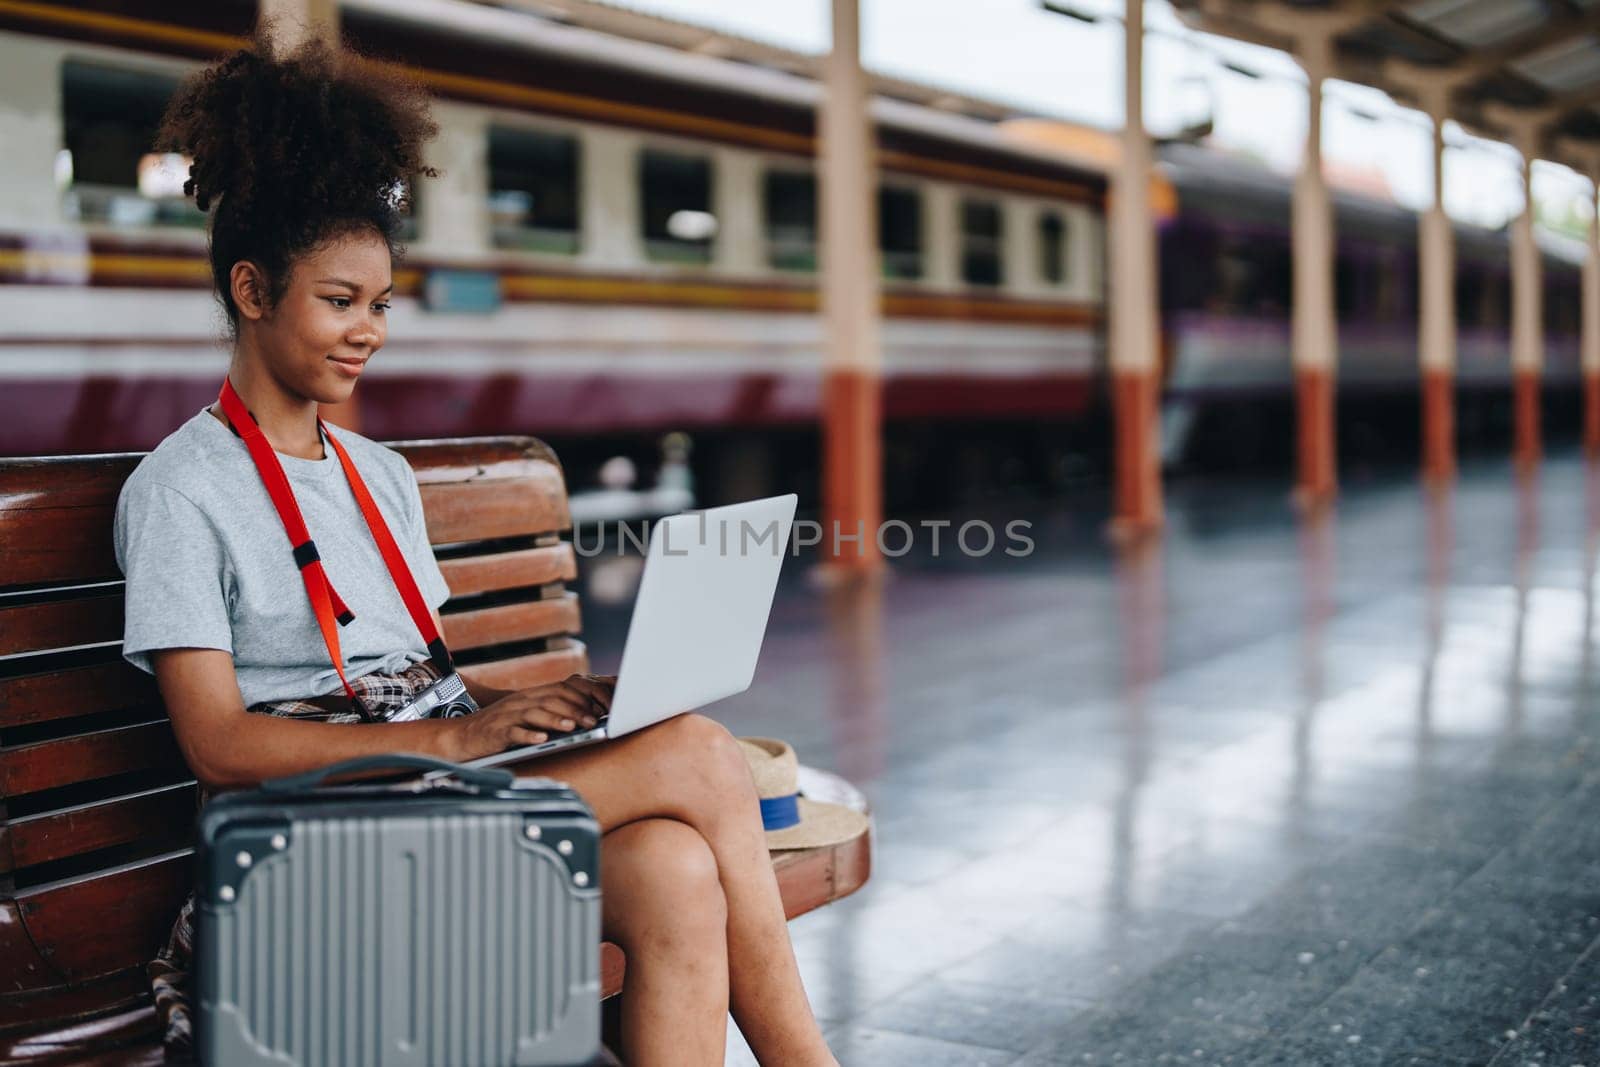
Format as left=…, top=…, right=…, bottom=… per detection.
left=217, top=377, right=455, bottom=713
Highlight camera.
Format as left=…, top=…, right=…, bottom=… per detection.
left=384, top=669, right=479, bottom=723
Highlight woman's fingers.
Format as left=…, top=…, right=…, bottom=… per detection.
left=521, top=684, right=590, bottom=717
left=508, top=725, right=548, bottom=746
left=566, top=675, right=615, bottom=711
left=521, top=705, right=590, bottom=732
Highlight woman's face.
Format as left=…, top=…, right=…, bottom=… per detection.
left=236, top=227, right=393, bottom=405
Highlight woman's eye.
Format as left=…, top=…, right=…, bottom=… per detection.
left=325, top=297, right=350, bottom=309
left=372, top=302, right=390, bottom=313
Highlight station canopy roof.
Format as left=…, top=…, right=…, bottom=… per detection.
left=1168, top=0, right=1600, bottom=178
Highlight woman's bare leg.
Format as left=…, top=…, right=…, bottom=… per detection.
left=601, top=818, right=728, bottom=1065
left=518, top=714, right=837, bottom=1066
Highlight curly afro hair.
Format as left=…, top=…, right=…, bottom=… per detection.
left=156, top=28, right=438, bottom=337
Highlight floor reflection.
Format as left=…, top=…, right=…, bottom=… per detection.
left=665, top=454, right=1600, bottom=1066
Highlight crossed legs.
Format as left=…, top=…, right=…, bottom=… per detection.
left=518, top=713, right=837, bottom=1067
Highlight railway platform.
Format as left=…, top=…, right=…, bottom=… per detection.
left=574, top=453, right=1600, bottom=1064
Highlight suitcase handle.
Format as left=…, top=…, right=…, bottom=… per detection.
left=260, top=752, right=515, bottom=794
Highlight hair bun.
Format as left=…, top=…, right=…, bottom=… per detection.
left=158, top=28, right=437, bottom=218
left=156, top=27, right=439, bottom=337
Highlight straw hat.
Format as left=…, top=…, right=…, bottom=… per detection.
left=737, top=737, right=871, bottom=851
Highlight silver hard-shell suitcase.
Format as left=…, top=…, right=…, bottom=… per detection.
left=195, top=753, right=601, bottom=1066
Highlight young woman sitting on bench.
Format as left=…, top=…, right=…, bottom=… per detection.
left=113, top=31, right=838, bottom=1066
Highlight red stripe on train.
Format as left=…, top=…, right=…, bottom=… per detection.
left=2, top=373, right=1095, bottom=455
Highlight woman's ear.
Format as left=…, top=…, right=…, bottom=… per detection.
left=229, top=260, right=269, bottom=322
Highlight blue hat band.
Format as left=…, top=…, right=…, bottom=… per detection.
left=759, top=792, right=801, bottom=831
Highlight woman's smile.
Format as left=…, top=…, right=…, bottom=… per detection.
left=328, top=354, right=367, bottom=377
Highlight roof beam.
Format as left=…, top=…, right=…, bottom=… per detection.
left=1174, top=0, right=1600, bottom=183
left=1384, top=6, right=1600, bottom=94
left=1484, top=78, right=1600, bottom=134
left=1213, top=0, right=1390, bottom=40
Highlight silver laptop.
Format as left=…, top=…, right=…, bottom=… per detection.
left=461, top=493, right=798, bottom=769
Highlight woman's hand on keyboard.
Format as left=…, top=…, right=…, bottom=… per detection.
left=565, top=673, right=616, bottom=715
left=447, top=674, right=609, bottom=760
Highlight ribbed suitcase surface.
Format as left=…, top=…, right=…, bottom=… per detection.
left=196, top=756, right=601, bottom=1067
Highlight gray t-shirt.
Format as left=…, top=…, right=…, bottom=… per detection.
left=113, top=406, right=454, bottom=707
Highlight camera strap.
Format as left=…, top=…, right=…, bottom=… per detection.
left=217, top=376, right=456, bottom=715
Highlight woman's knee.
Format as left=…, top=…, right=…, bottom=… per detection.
left=652, top=714, right=758, bottom=802
left=604, top=819, right=726, bottom=952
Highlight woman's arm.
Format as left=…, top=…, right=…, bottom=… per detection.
left=154, top=647, right=471, bottom=790
left=154, top=646, right=611, bottom=791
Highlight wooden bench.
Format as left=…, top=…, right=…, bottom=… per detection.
left=0, top=435, right=872, bottom=1064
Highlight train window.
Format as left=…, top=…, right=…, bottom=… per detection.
left=1455, top=268, right=1482, bottom=330
left=488, top=126, right=579, bottom=254
left=1210, top=231, right=1287, bottom=317
left=879, top=186, right=922, bottom=280
left=961, top=197, right=1003, bottom=286
left=1038, top=211, right=1068, bottom=285
left=764, top=170, right=815, bottom=272
left=1480, top=270, right=1509, bottom=332
left=641, top=149, right=715, bottom=264
left=59, top=59, right=203, bottom=229
left=1335, top=253, right=1360, bottom=321
left=1548, top=277, right=1581, bottom=335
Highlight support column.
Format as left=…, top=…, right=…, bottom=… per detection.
left=1511, top=129, right=1543, bottom=470
left=1419, top=89, right=1456, bottom=484
left=1292, top=35, right=1338, bottom=506
left=1584, top=171, right=1600, bottom=456
left=818, top=0, right=883, bottom=576
left=1108, top=0, right=1163, bottom=536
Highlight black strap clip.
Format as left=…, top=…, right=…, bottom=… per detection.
left=293, top=539, right=320, bottom=569
left=294, top=539, right=355, bottom=627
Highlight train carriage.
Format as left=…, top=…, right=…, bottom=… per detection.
left=0, top=0, right=1111, bottom=511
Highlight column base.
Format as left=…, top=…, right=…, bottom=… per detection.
left=1295, top=367, right=1337, bottom=506
left=821, top=366, right=883, bottom=572
left=1513, top=368, right=1541, bottom=470
left=1421, top=368, right=1455, bottom=485
left=1108, top=368, right=1163, bottom=539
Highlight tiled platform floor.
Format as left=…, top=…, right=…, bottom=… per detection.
left=574, top=452, right=1600, bottom=1066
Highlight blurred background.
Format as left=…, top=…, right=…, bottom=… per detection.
left=9, top=1, right=1600, bottom=1063
left=14, top=0, right=1596, bottom=513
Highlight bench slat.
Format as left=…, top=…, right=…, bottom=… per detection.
left=443, top=593, right=581, bottom=652
left=0, top=1000, right=162, bottom=1061
left=13, top=851, right=190, bottom=987
left=0, top=721, right=184, bottom=797
left=0, top=662, right=160, bottom=731
left=0, top=899, right=65, bottom=995
left=0, top=591, right=125, bottom=657
left=0, top=457, right=138, bottom=588
left=437, top=543, right=577, bottom=597
left=417, top=473, right=572, bottom=545
left=389, top=438, right=566, bottom=482
left=459, top=640, right=589, bottom=692
left=1, top=783, right=197, bottom=873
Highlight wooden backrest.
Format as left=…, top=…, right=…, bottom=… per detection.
left=0, top=436, right=584, bottom=1032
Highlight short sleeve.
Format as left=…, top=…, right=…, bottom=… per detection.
left=113, top=477, right=234, bottom=675
left=400, top=461, right=452, bottom=610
